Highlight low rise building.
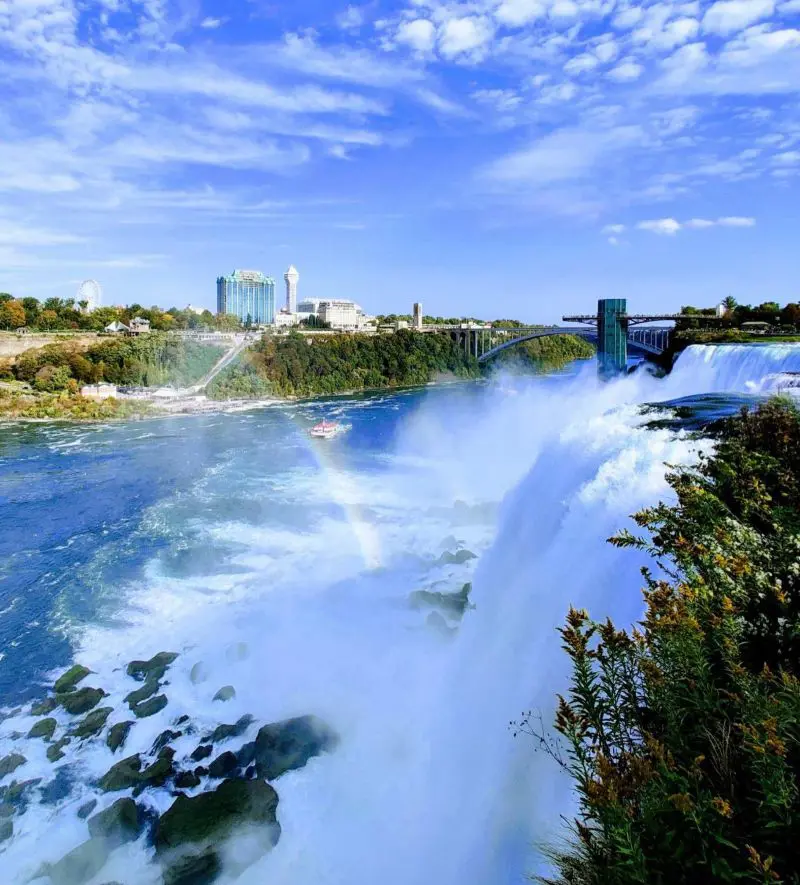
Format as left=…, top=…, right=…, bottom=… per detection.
left=129, top=318, right=151, bottom=335
left=81, top=383, right=118, bottom=399
left=317, top=300, right=374, bottom=331
left=274, top=309, right=299, bottom=328
left=105, top=321, right=129, bottom=334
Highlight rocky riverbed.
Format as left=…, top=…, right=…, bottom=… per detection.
left=0, top=652, right=338, bottom=885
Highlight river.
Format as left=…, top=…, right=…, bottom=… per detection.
left=1, top=343, right=800, bottom=884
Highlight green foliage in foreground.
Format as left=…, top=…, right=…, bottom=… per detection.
left=7, top=336, right=226, bottom=389
left=488, top=335, right=595, bottom=372
left=208, top=330, right=480, bottom=399
left=0, top=388, right=150, bottom=421
left=532, top=399, right=800, bottom=885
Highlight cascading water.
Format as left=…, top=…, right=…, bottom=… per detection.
left=662, top=343, right=800, bottom=395
left=0, top=342, right=798, bottom=885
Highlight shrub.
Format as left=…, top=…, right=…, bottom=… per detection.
left=532, top=399, right=800, bottom=885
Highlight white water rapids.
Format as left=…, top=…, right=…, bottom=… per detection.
left=2, top=343, right=800, bottom=885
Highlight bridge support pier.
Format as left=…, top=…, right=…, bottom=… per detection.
left=597, top=298, right=628, bottom=379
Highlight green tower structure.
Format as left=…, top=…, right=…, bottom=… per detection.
left=597, top=298, right=628, bottom=378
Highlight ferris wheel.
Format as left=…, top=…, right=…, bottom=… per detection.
left=77, top=279, right=102, bottom=312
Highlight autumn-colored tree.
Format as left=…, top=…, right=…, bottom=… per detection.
left=0, top=299, right=26, bottom=330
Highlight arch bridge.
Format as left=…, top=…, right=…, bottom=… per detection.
left=422, top=300, right=678, bottom=378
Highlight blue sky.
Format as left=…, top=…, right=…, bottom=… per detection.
left=1, top=0, right=799, bottom=322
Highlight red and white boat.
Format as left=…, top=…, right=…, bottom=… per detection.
left=309, top=419, right=343, bottom=439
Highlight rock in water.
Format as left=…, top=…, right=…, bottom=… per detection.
left=125, top=679, right=160, bottom=708
left=212, top=686, right=236, bottom=703
left=438, top=548, right=477, bottom=565
left=43, top=837, right=109, bottom=885
left=99, top=751, right=174, bottom=793
left=190, top=662, right=208, bottom=685
left=106, top=721, right=133, bottom=753
left=77, top=799, right=98, bottom=820
left=174, top=771, right=201, bottom=790
left=88, top=798, right=145, bottom=847
left=47, top=738, right=70, bottom=763
left=71, top=707, right=113, bottom=739
left=31, top=697, right=58, bottom=716
left=250, top=715, right=339, bottom=781
left=206, top=715, right=254, bottom=744
left=191, top=745, right=213, bottom=762
left=0, top=819, right=12, bottom=843
left=207, top=752, right=238, bottom=779
left=54, top=664, right=91, bottom=694
left=154, top=779, right=280, bottom=883
left=151, top=729, right=183, bottom=754
left=59, top=687, right=107, bottom=716
left=127, top=652, right=179, bottom=682
left=163, top=852, right=220, bottom=885
left=28, top=718, right=57, bottom=741
left=0, top=753, right=26, bottom=780
left=131, top=694, right=168, bottom=719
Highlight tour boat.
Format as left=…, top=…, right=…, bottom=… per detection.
left=309, top=419, right=342, bottom=439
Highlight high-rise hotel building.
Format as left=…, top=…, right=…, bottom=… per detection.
left=216, top=270, right=276, bottom=324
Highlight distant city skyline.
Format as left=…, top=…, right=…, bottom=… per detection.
left=2, top=1, right=799, bottom=323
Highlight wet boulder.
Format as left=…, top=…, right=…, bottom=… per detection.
left=125, top=679, right=160, bottom=708
left=152, top=729, right=183, bottom=755
left=106, top=721, right=133, bottom=754
left=410, top=582, right=472, bottom=617
left=438, top=549, right=477, bottom=565
left=88, top=798, right=145, bottom=847
left=205, top=715, right=254, bottom=744
left=28, top=717, right=57, bottom=741
left=54, top=664, right=91, bottom=694
left=99, top=750, right=175, bottom=793
left=127, top=652, right=178, bottom=683
left=174, top=771, right=201, bottom=790
left=191, top=745, right=213, bottom=763
left=0, top=818, right=12, bottom=843
left=131, top=694, right=168, bottom=719
left=77, top=799, right=98, bottom=820
left=0, top=753, right=26, bottom=780
left=250, top=715, right=339, bottom=781
left=207, top=752, right=238, bottom=780
left=154, top=778, right=280, bottom=884
left=42, top=837, right=109, bottom=885
left=212, top=686, right=236, bottom=703
left=31, top=697, right=58, bottom=717
left=71, top=707, right=113, bottom=739
left=190, top=662, right=208, bottom=685
left=59, top=687, right=107, bottom=716
left=47, top=737, right=71, bottom=763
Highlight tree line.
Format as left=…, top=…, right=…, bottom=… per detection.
left=0, top=293, right=242, bottom=333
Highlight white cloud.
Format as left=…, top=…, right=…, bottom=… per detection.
left=703, top=0, right=775, bottom=35
left=638, top=216, right=756, bottom=233
left=594, top=38, right=619, bottom=63
left=480, top=124, right=645, bottom=187
left=337, top=6, right=366, bottom=31
left=550, top=0, right=580, bottom=20
left=638, top=217, right=681, bottom=234
left=607, top=59, right=644, bottom=81
left=613, top=6, right=644, bottom=29
left=602, top=223, right=626, bottom=233
left=0, top=221, right=84, bottom=247
left=495, top=0, right=548, bottom=26
left=199, top=17, right=224, bottom=29
left=773, top=150, right=800, bottom=164
left=438, top=16, right=495, bottom=59
left=396, top=18, right=437, bottom=52
left=564, top=53, right=600, bottom=74
left=472, top=88, right=523, bottom=112
left=779, top=0, right=800, bottom=12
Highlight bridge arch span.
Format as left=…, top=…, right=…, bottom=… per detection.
left=477, top=328, right=596, bottom=364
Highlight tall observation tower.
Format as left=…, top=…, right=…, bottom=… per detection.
left=284, top=265, right=299, bottom=313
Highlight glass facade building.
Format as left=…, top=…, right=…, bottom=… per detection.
left=216, top=270, right=276, bottom=325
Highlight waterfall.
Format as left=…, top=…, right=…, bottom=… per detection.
left=666, top=343, right=800, bottom=395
